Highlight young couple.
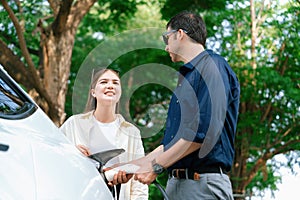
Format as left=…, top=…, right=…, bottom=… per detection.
left=60, top=10, right=240, bottom=200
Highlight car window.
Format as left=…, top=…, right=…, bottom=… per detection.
left=0, top=69, right=37, bottom=119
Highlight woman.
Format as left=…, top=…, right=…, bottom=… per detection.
left=60, top=69, right=148, bottom=200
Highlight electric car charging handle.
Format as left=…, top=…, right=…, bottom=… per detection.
left=89, top=149, right=169, bottom=199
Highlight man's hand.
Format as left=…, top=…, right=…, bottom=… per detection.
left=133, top=159, right=158, bottom=185
left=134, top=171, right=157, bottom=185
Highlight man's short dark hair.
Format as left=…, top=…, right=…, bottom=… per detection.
left=166, top=11, right=207, bottom=47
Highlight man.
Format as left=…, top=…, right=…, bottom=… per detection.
left=113, top=11, right=240, bottom=199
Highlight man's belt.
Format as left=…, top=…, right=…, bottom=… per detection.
left=169, top=167, right=227, bottom=180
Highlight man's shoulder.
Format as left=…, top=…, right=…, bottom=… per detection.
left=203, top=49, right=224, bottom=60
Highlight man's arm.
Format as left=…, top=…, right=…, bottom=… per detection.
left=108, top=141, right=201, bottom=185
left=134, top=139, right=201, bottom=185
left=144, top=145, right=164, bottom=161
left=155, top=139, right=201, bottom=169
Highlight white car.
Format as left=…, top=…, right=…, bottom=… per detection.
left=0, top=65, right=113, bottom=199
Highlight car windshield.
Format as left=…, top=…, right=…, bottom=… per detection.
left=0, top=77, right=24, bottom=114
left=0, top=69, right=37, bottom=119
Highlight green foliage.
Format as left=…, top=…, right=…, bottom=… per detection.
left=246, top=164, right=281, bottom=198
left=0, top=0, right=50, bottom=66
left=66, top=0, right=150, bottom=117
left=247, top=151, right=300, bottom=198
left=160, top=0, right=227, bottom=37
left=160, top=0, right=226, bottom=19
left=213, top=0, right=300, bottom=197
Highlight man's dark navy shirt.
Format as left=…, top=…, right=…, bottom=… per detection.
left=162, top=50, right=240, bottom=172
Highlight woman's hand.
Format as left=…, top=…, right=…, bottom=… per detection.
left=76, top=144, right=91, bottom=156
left=107, top=170, right=133, bottom=186
left=103, top=166, right=133, bottom=186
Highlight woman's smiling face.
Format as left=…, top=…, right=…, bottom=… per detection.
left=92, top=70, right=121, bottom=106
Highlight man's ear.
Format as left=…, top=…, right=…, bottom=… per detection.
left=178, top=29, right=186, bottom=40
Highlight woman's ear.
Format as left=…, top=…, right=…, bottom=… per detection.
left=91, top=89, right=96, bottom=97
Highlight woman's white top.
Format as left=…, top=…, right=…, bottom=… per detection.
left=60, top=111, right=148, bottom=200
left=89, top=116, right=119, bottom=153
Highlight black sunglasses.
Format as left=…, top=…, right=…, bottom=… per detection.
left=162, top=30, right=178, bottom=45
left=162, top=29, right=188, bottom=45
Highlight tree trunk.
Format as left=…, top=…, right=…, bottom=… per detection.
left=231, top=111, right=250, bottom=199
left=231, top=1, right=258, bottom=198
left=0, top=0, right=97, bottom=126
left=40, top=30, right=74, bottom=125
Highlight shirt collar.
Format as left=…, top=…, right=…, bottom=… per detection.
left=182, top=49, right=212, bottom=70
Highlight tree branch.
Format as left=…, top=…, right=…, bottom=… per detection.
left=250, top=0, right=257, bottom=70
left=1, top=0, right=39, bottom=83
left=279, top=56, right=289, bottom=76
left=275, top=41, right=286, bottom=70
left=271, top=139, right=300, bottom=155
left=282, top=127, right=293, bottom=138
left=0, top=31, right=39, bottom=56
left=256, top=0, right=265, bottom=23
left=1, top=0, right=53, bottom=109
left=244, top=138, right=300, bottom=187
left=48, top=0, right=60, bottom=16
left=0, top=39, right=33, bottom=89
left=260, top=102, right=272, bottom=122
left=273, top=126, right=295, bottom=147
left=256, top=0, right=270, bottom=27
left=69, top=0, right=98, bottom=29
left=52, top=0, right=73, bottom=36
